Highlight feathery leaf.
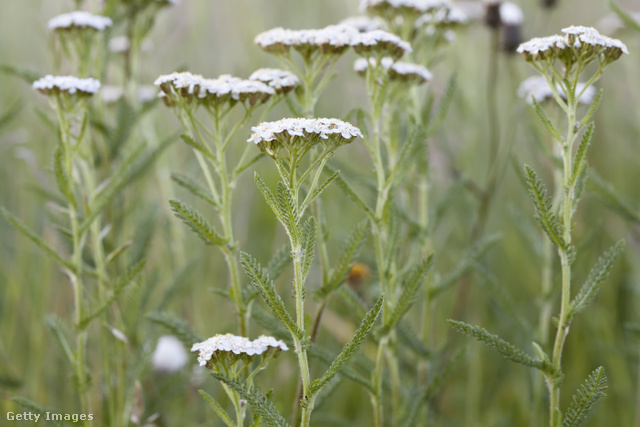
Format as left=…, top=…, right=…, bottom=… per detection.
left=532, top=98, right=563, bottom=142
left=571, top=123, right=594, bottom=186
left=146, top=312, right=201, bottom=347
left=171, top=172, right=219, bottom=207
left=524, top=165, right=566, bottom=248
left=562, top=367, right=608, bottom=427
left=169, top=200, right=227, bottom=247
left=199, top=390, right=234, bottom=427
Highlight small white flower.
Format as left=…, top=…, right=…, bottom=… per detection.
left=354, top=57, right=431, bottom=83
left=516, top=35, right=568, bottom=56
left=351, top=30, right=412, bottom=58
left=153, top=336, right=188, bottom=373
left=415, top=5, right=468, bottom=27
left=340, top=16, right=388, bottom=32
left=255, top=25, right=360, bottom=55
left=109, top=36, right=131, bottom=53
left=561, top=25, right=629, bottom=55
left=48, top=11, right=113, bottom=32
left=191, top=334, right=288, bottom=367
left=499, top=2, right=524, bottom=26
left=248, top=118, right=363, bottom=146
left=517, top=75, right=596, bottom=105
left=33, top=75, right=101, bottom=95
left=249, top=68, right=300, bottom=93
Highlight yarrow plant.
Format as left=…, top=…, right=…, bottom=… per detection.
left=450, top=25, right=628, bottom=427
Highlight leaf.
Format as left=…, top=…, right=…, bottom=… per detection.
left=310, top=294, right=384, bottom=397
left=426, top=73, right=456, bottom=136
left=210, top=373, right=290, bottom=427
left=1, top=207, right=75, bottom=271
left=169, top=200, right=227, bottom=247
left=562, top=367, right=608, bottom=427
left=383, top=255, right=434, bottom=333
left=275, top=181, right=298, bottom=232
left=234, top=153, right=265, bottom=176
left=317, top=220, right=368, bottom=299
left=77, top=260, right=146, bottom=329
left=608, top=0, right=640, bottom=33
left=532, top=98, right=563, bottom=142
left=0, top=100, right=22, bottom=131
left=579, top=89, right=603, bottom=127
left=387, top=126, right=425, bottom=186
left=307, top=344, right=373, bottom=392
left=524, top=165, right=566, bottom=249
left=448, top=320, right=546, bottom=370
left=171, top=172, right=219, bottom=207
left=329, top=167, right=374, bottom=220
left=0, top=63, right=41, bottom=83
left=300, top=216, right=317, bottom=284
left=11, top=397, right=63, bottom=427
left=254, top=172, right=282, bottom=221
left=397, top=320, right=430, bottom=358
left=430, top=234, right=500, bottom=298
left=571, top=123, right=594, bottom=186
left=301, top=170, right=339, bottom=211
left=569, top=240, right=624, bottom=319
left=198, top=390, right=234, bottom=427
left=45, top=316, right=75, bottom=369
left=180, top=133, right=216, bottom=162
left=588, top=171, right=640, bottom=224
left=266, top=244, right=291, bottom=281
left=146, top=312, right=202, bottom=347
left=425, top=348, right=465, bottom=400
left=240, top=252, right=300, bottom=337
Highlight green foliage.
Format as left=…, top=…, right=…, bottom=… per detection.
left=425, top=348, right=466, bottom=400
left=448, top=320, right=546, bottom=370
left=77, top=259, right=146, bottom=329
left=198, top=389, right=234, bottom=427
left=569, top=240, right=625, bottom=319
left=310, top=294, right=384, bottom=397
left=571, top=123, right=594, bottom=187
left=255, top=172, right=283, bottom=222
left=1, top=207, right=75, bottom=272
left=524, top=165, right=566, bottom=249
left=609, top=0, right=640, bottom=33
left=211, top=372, right=291, bottom=427
left=146, top=311, right=202, bottom=347
left=180, top=133, right=216, bottom=162
left=382, top=255, right=434, bottom=333
left=532, top=98, right=563, bottom=142
left=171, top=172, right=219, bottom=207
left=52, top=147, right=74, bottom=206
left=562, top=367, right=608, bottom=427
left=308, top=344, right=373, bottom=392
left=11, top=397, right=62, bottom=427
left=317, top=219, right=368, bottom=299
left=275, top=181, right=299, bottom=231
left=425, top=73, right=457, bottom=136
left=579, top=90, right=603, bottom=127
left=588, top=171, right=640, bottom=224
left=169, top=199, right=227, bottom=247
left=330, top=167, right=375, bottom=220
left=300, top=216, right=317, bottom=285
left=239, top=252, right=301, bottom=337
left=302, top=170, right=339, bottom=210
left=45, top=316, right=75, bottom=369
left=266, top=244, right=292, bottom=281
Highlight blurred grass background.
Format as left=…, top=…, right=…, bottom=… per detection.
left=1, top=0, right=639, bottom=425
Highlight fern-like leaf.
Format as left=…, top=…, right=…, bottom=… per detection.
left=11, top=397, right=63, bottom=427
left=308, top=344, right=373, bottom=392
left=180, top=133, right=216, bottom=162
left=300, top=216, right=317, bottom=284
left=198, top=389, right=234, bottom=427
left=532, top=98, right=563, bottom=142
left=524, top=165, right=566, bottom=249
left=275, top=181, right=298, bottom=232
left=570, top=240, right=624, bottom=319
left=448, top=320, right=546, bottom=370
left=169, top=200, right=227, bottom=247
left=571, top=123, right=594, bottom=186
left=146, top=311, right=201, bottom=347
left=330, top=169, right=374, bottom=220
left=301, top=170, right=339, bottom=211
left=562, top=367, right=608, bottom=427
left=310, top=294, right=384, bottom=397
left=171, top=172, right=219, bottom=207
left=383, top=255, right=434, bottom=333
left=211, top=373, right=290, bottom=427
left=240, top=252, right=300, bottom=337
left=266, top=244, right=291, bottom=281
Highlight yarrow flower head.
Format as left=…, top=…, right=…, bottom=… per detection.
left=191, top=334, right=288, bottom=369
left=562, top=25, right=629, bottom=60
left=414, top=4, right=468, bottom=28
left=33, top=75, right=101, bottom=97
left=248, top=118, right=363, bottom=157
left=351, top=30, right=413, bottom=59
left=360, top=0, right=451, bottom=16
left=152, top=336, right=188, bottom=373
left=48, top=11, right=113, bottom=32
left=154, top=71, right=275, bottom=109
left=354, top=57, right=432, bottom=84
left=254, top=25, right=359, bottom=57
left=249, top=68, right=300, bottom=94
left=340, top=16, right=388, bottom=32
left=517, top=76, right=596, bottom=105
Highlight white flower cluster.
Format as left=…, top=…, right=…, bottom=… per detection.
left=191, top=334, right=288, bottom=367
left=562, top=26, right=629, bottom=54
left=153, top=336, right=188, bottom=373
left=414, top=5, right=468, bottom=27
left=340, top=16, right=388, bottom=32
left=354, top=57, right=432, bottom=83
left=255, top=25, right=358, bottom=54
left=33, top=75, right=101, bottom=95
left=255, top=26, right=411, bottom=59
left=154, top=71, right=275, bottom=105
left=499, top=2, right=524, bottom=26
left=351, top=29, right=412, bottom=58
left=48, top=11, right=113, bottom=31
left=249, top=68, right=300, bottom=93
left=360, top=0, right=451, bottom=14
left=517, top=26, right=628, bottom=62
left=248, top=118, right=363, bottom=145
left=517, top=76, right=596, bottom=105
